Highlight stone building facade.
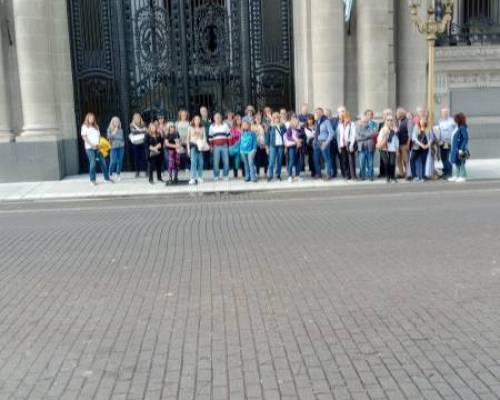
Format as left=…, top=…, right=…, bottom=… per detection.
left=0, top=0, right=498, bottom=182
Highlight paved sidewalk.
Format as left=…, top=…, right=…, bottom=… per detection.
left=0, top=159, right=499, bottom=202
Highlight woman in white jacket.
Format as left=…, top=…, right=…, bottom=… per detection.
left=337, top=111, right=357, bottom=180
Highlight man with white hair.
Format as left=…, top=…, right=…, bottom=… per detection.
left=438, top=107, right=456, bottom=179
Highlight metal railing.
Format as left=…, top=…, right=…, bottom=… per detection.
left=437, top=19, right=500, bottom=45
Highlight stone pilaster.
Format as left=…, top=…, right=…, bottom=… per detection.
left=293, top=0, right=313, bottom=108
left=0, top=2, right=13, bottom=142
left=13, top=0, right=59, bottom=141
left=356, top=0, right=396, bottom=116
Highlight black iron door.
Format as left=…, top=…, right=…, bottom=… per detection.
left=68, top=0, right=294, bottom=171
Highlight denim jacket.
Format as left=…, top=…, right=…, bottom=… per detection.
left=315, top=117, right=335, bottom=144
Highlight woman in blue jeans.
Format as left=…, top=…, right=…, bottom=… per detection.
left=107, top=116, right=125, bottom=181
left=81, top=113, right=111, bottom=185
left=410, top=118, right=431, bottom=182
left=187, top=115, right=207, bottom=185
left=240, top=121, right=257, bottom=182
left=284, top=117, right=302, bottom=182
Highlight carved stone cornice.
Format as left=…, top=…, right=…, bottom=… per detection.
left=436, top=45, right=500, bottom=61
left=446, top=71, right=500, bottom=88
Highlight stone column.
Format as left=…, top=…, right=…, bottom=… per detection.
left=0, top=3, right=13, bottom=142
left=13, top=0, right=59, bottom=140
left=309, top=0, right=344, bottom=109
left=293, top=0, right=313, bottom=108
left=396, top=0, right=427, bottom=112
left=356, top=0, right=396, bottom=115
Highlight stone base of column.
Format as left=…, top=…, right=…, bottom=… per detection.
left=0, top=131, right=14, bottom=143
left=0, top=136, right=79, bottom=183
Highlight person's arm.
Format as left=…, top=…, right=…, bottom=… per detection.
left=460, top=126, right=469, bottom=151
left=349, top=123, right=356, bottom=152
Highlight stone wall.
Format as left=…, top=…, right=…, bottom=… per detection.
left=436, top=46, right=500, bottom=159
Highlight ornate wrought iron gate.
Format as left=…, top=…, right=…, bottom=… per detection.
left=67, top=0, right=294, bottom=171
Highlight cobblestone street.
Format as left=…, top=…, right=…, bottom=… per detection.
left=1, top=183, right=500, bottom=400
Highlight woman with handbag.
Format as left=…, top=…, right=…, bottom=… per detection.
left=376, top=115, right=399, bottom=183
left=448, top=113, right=470, bottom=183
left=81, top=112, right=111, bottom=185
left=187, top=115, right=208, bottom=185
left=337, top=111, right=357, bottom=180
left=144, top=123, right=163, bottom=184
left=283, top=117, right=302, bottom=183
left=410, top=118, right=431, bottom=182
left=129, top=113, right=147, bottom=178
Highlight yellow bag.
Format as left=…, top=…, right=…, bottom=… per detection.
left=99, top=137, right=111, bottom=158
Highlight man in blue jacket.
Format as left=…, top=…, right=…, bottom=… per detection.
left=313, top=108, right=336, bottom=179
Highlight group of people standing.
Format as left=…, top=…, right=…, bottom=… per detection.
left=80, top=103, right=470, bottom=185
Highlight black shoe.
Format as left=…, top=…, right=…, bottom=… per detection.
left=149, top=179, right=154, bottom=185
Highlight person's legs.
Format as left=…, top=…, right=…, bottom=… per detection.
left=241, top=153, right=250, bottom=181
left=221, top=146, right=230, bottom=178
left=108, top=148, right=116, bottom=177
left=212, top=146, right=221, bottom=178
left=389, top=152, right=396, bottom=180
left=313, top=143, right=322, bottom=178
left=248, top=152, right=257, bottom=181
left=410, top=150, right=417, bottom=179
left=340, top=148, right=350, bottom=179
left=322, top=145, right=333, bottom=178
left=381, top=151, right=390, bottom=182
left=276, top=146, right=284, bottom=179
left=348, top=151, right=357, bottom=179
left=295, top=147, right=301, bottom=177
left=190, top=148, right=199, bottom=179
left=441, top=147, right=451, bottom=177
left=86, top=149, right=97, bottom=182
left=97, top=155, right=110, bottom=180
left=308, top=143, right=315, bottom=176
left=359, top=150, right=366, bottom=179
left=267, top=146, right=276, bottom=179
left=155, top=157, right=162, bottom=181
left=368, top=151, right=374, bottom=179
left=148, top=160, right=154, bottom=182
left=133, top=145, right=141, bottom=176
left=287, top=147, right=296, bottom=177
left=116, top=147, right=124, bottom=176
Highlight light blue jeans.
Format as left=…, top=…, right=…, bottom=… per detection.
left=267, top=145, right=284, bottom=179
left=86, top=149, right=109, bottom=182
left=241, top=151, right=256, bottom=181
left=108, top=147, right=125, bottom=176
left=190, top=146, right=204, bottom=179
left=287, top=146, right=300, bottom=178
left=453, top=161, right=467, bottom=178
left=359, top=148, right=374, bottom=179
left=212, top=145, right=230, bottom=178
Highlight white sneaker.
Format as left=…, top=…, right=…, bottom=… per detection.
left=213, top=177, right=219, bottom=182
left=456, top=177, right=467, bottom=183
left=189, top=178, right=196, bottom=185
left=116, top=175, right=121, bottom=182
left=198, top=178, right=204, bottom=184
left=448, top=176, right=457, bottom=182
left=297, top=177, right=303, bottom=182
left=224, top=177, right=230, bottom=182
left=288, top=177, right=293, bottom=183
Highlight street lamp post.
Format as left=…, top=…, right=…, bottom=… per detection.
left=409, top=0, right=453, bottom=124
